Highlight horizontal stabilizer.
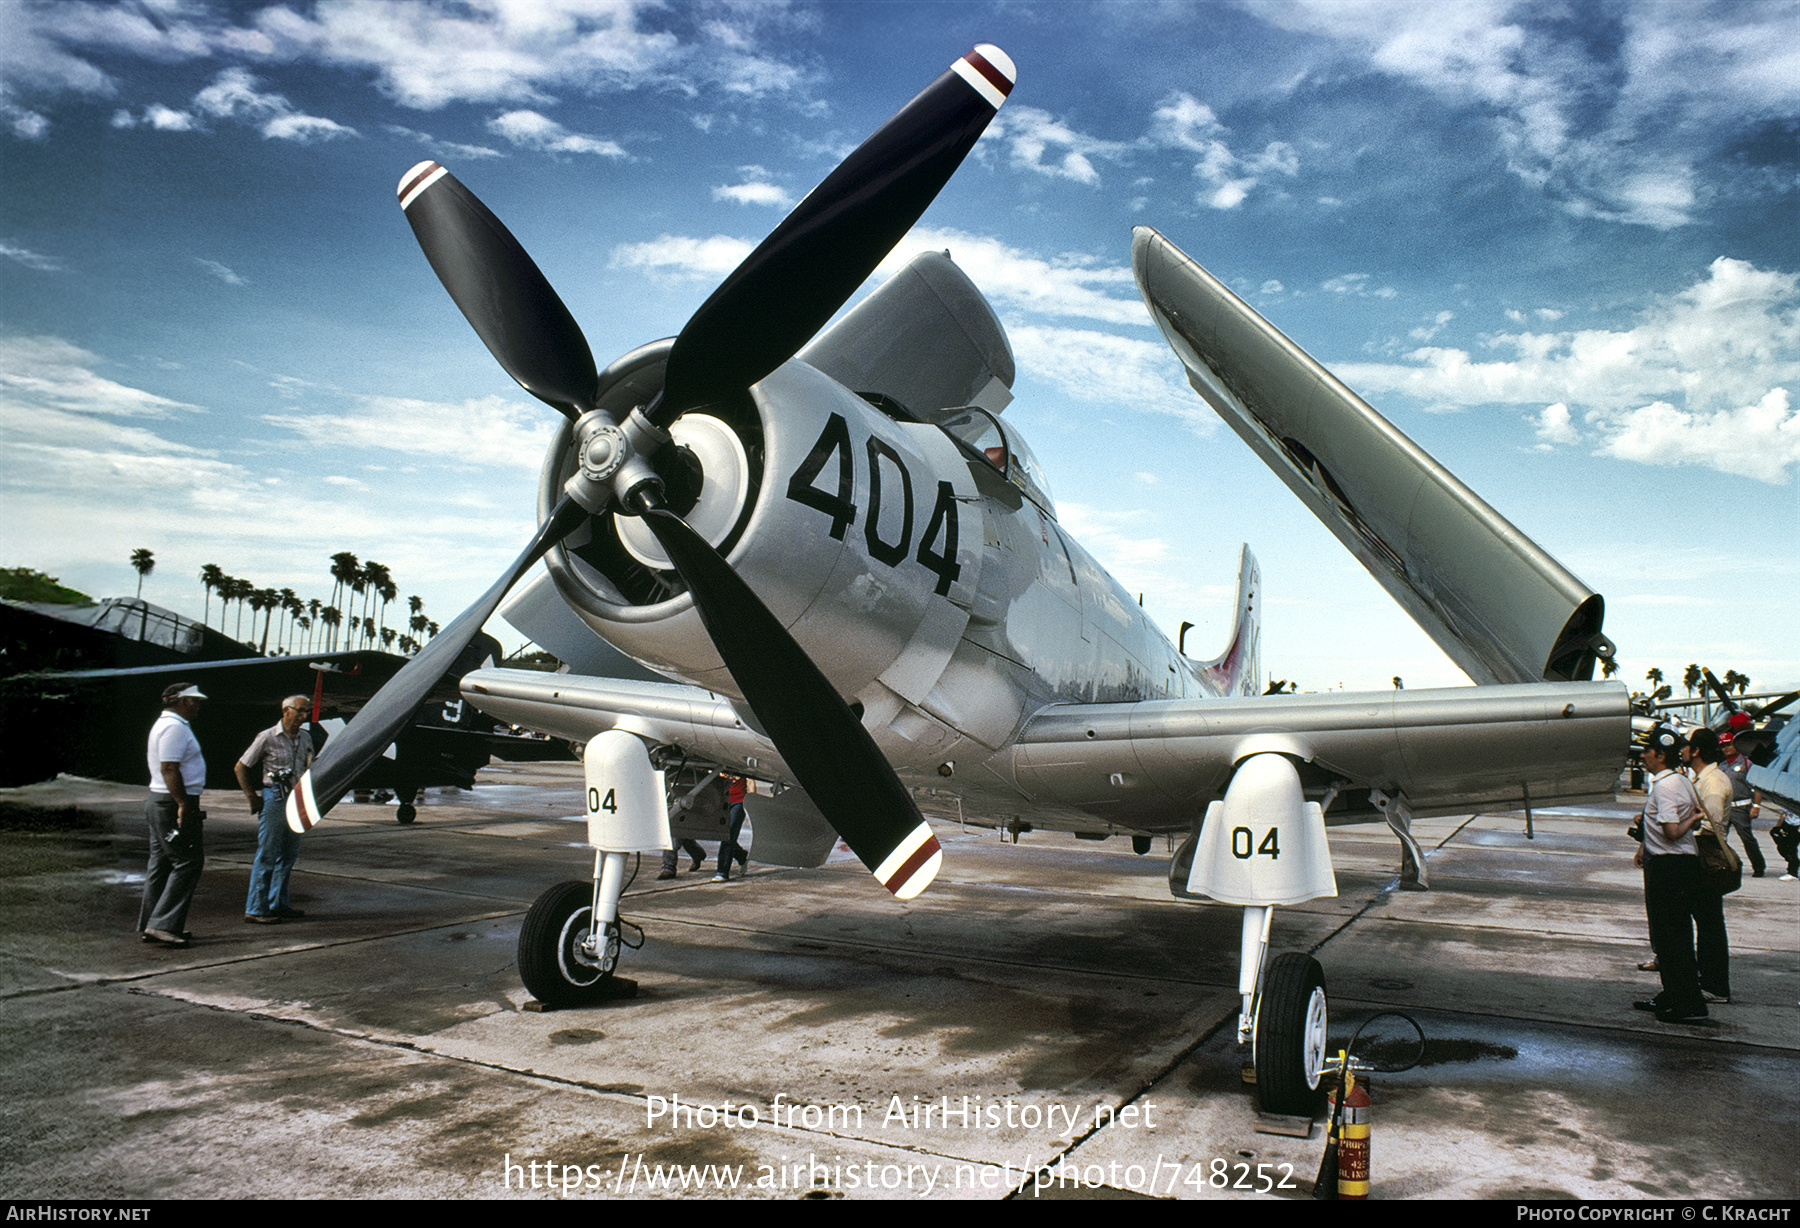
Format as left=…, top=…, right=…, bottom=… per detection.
left=1133, top=227, right=1612, bottom=684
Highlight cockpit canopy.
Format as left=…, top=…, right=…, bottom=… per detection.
left=935, top=406, right=1056, bottom=517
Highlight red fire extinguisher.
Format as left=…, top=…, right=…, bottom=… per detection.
left=1331, top=1069, right=1371, bottom=1199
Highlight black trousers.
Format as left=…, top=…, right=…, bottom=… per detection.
left=1644, top=854, right=1729, bottom=1007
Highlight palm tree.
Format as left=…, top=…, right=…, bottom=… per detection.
left=1646, top=667, right=1664, bottom=691
left=200, top=563, right=224, bottom=629
left=1600, top=657, right=1619, bottom=679
left=296, top=614, right=312, bottom=652
left=1683, top=663, right=1702, bottom=698
left=320, top=605, right=342, bottom=650
left=130, top=549, right=155, bottom=598
left=349, top=568, right=371, bottom=648
left=381, top=626, right=396, bottom=651
left=278, top=588, right=300, bottom=651
left=328, top=553, right=360, bottom=648
left=398, top=634, right=417, bottom=655
left=427, top=620, right=439, bottom=640
left=228, top=577, right=254, bottom=640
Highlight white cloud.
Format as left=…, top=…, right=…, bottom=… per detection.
left=248, top=0, right=805, bottom=110
left=1334, top=257, right=1800, bottom=482
left=1532, top=401, right=1579, bottom=446
left=1260, top=279, right=1285, bottom=296
left=990, top=105, right=1131, bottom=185
left=4, top=101, right=49, bottom=139
left=0, top=335, right=201, bottom=419
left=1321, top=273, right=1397, bottom=298
left=1, top=242, right=60, bottom=271
left=487, top=109, right=623, bottom=157
left=384, top=124, right=502, bottom=160
left=1410, top=310, right=1455, bottom=341
left=609, top=233, right=755, bottom=281
left=877, top=227, right=1148, bottom=328
left=712, top=169, right=792, bottom=207
left=1246, top=0, right=1800, bottom=228
left=192, top=67, right=354, bottom=142
left=1598, top=389, right=1799, bottom=485
left=194, top=258, right=246, bottom=286
left=1008, top=324, right=1214, bottom=432
left=1148, top=92, right=1299, bottom=209
left=262, top=394, right=556, bottom=472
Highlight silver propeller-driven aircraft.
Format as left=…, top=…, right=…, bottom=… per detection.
left=286, top=45, right=1630, bottom=1117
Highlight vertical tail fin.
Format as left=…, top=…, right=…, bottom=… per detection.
left=1199, top=544, right=1261, bottom=697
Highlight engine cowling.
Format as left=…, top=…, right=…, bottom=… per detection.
left=537, top=341, right=988, bottom=718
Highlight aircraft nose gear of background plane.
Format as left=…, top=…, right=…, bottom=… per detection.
left=518, top=732, right=668, bottom=1008
left=1185, top=751, right=1339, bottom=1117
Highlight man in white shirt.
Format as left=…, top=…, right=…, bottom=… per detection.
left=1632, top=726, right=1708, bottom=1022
left=140, top=683, right=208, bottom=947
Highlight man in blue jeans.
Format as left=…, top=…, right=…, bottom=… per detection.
left=236, top=695, right=314, bottom=923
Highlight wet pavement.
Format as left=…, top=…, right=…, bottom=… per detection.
left=1, top=765, right=1794, bottom=1200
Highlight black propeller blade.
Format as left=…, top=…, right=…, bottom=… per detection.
left=1702, top=668, right=1738, bottom=712
left=294, top=46, right=1017, bottom=901
left=397, top=162, right=598, bottom=418
left=638, top=505, right=939, bottom=896
left=654, top=44, right=1015, bottom=425
left=287, top=495, right=588, bottom=832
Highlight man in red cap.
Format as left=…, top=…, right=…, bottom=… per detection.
left=1720, top=716, right=1766, bottom=878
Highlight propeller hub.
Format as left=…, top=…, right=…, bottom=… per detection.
left=581, top=424, right=628, bottom=482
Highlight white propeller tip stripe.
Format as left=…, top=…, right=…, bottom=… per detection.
left=875, top=822, right=942, bottom=898
left=889, top=849, right=941, bottom=900
left=953, top=46, right=1015, bottom=110
left=972, top=44, right=1016, bottom=83
left=285, top=771, right=318, bottom=834
left=398, top=161, right=447, bottom=211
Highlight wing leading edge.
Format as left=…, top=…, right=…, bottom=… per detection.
left=1132, top=227, right=1614, bottom=686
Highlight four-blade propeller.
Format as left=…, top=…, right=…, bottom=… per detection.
left=288, top=45, right=1017, bottom=901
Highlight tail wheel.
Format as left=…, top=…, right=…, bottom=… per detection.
left=1254, top=952, right=1329, bottom=1116
left=518, top=880, right=615, bottom=1007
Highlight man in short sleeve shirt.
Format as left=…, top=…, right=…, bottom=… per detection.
left=140, top=683, right=207, bottom=947
left=236, top=695, right=314, bottom=922
left=1633, top=727, right=1708, bottom=1022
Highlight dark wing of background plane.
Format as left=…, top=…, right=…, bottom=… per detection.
left=0, top=634, right=541, bottom=792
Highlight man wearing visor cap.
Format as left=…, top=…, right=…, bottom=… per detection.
left=140, top=683, right=208, bottom=947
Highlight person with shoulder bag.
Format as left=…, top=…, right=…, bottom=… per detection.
left=1683, top=728, right=1734, bottom=1005
left=1632, top=727, right=1711, bottom=1022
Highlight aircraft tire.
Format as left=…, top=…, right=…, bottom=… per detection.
left=395, top=803, right=416, bottom=824
left=1254, top=952, right=1328, bottom=1117
left=518, top=880, right=614, bottom=1008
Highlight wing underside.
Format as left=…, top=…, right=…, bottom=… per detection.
left=1132, top=227, right=1614, bottom=685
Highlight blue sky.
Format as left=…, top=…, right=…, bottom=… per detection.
left=2, top=0, right=1795, bottom=693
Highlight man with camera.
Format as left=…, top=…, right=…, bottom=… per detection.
left=236, top=695, right=315, bottom=923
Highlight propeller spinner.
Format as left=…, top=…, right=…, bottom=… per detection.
left=287, top=45, right=1018, bottom=901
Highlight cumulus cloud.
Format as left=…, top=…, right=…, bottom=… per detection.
left=487, top=109, right=622, bottom=156
left=1334, top=257, right=1800, bottom=482
left=990, top=106, right=1132, bottom=185
left=193, top=67, right=354, bottom=142
left=877, top=228, right=1149, bottom=327
left=712, top=168, right=792, bottom=207
left=1598, top=390, right=1799, bottom=484
left=1532, top=401, right=1579, bottom=447
left=1148, top=92, right=1299, bottom=209
left=609, top=233, right=755, bottom=281
left=263, top=394, right=555, bottom=471
left=1245, top=0, right=1800, bottom=228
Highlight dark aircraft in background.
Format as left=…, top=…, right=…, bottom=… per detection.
left=0, top=602, right=558, bottom=817
left=274, top=44, right=1630, bottom=1117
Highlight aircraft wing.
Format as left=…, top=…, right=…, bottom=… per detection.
left=1132, top=227, right=1614, bottom=685
left=464, top=668, right=1630, bottom=832
left=1013, top=682, right=1631, bottom=826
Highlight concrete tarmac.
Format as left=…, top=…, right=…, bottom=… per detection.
left=1, top=764, right=1794, bottom=1200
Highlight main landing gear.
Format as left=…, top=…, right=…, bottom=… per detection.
left=519, top=865, right=625, bottom=1008
left=1185, top=752, right=1340, bottom=1119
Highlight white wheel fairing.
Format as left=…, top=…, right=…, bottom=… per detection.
left=616, top=414, right=750, bottom=569
left=1303, top=986, right=1328, bottom=1090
